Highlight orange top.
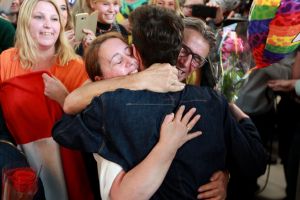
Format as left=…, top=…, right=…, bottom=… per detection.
left=0, top=48, right=88, bottom=92
left=0, top=48, right=94, bottom=200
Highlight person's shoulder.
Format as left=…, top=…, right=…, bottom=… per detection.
left=0, top=48, right=22, bottom=83
left=115, top=23, right=128, bottom=36
left=184, top=85, right=227, bottom=104
left=106, top=88, right=149, bottom=96
left=55, top=57, right=85, bottom=73
left=1, top=47, right=17, bottom=55
left=67, top=57, right=84, bottom=66
left=0, top=48, right=18, bottom=62
left=0, top=18, right=15, bottom=31
left=60, top=57, right=85, bottom=71
left=89, top=89, right=132, bottom=108
left=184, top=85, right=221, bottom=96
left=99, top=88, right=162, bottom=102
left=53, top=57, right=88, bottom=89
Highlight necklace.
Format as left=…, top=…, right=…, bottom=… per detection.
left=97, top=23, right=113, bottom=35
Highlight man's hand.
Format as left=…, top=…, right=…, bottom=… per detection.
left=197, top=170, right=229, bottom=200
left=267, top=79, right=297, bottom=92
left=139, top=63, right=185, bottom=93
left=42, top=73, right=69, bottom=107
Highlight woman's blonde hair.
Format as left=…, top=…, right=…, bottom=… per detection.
left=149, top=0, right=184, bottom=17
left=64, top=0, right=74, bottom=30
left=15, top=0, right=77, bottom=69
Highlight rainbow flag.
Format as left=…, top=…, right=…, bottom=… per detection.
left=248, top=0, right=300, bottom=68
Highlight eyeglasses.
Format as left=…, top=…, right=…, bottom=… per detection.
left=179, top=44, right=207, bottom=68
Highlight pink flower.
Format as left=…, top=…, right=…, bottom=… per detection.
left=221, top=31, right=244, bottom=54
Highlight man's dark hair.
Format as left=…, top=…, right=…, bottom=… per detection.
left=129, top=5, right=184, bottom=68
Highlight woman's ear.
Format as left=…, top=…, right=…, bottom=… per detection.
left=94, top=76, right=103, bottom=81
left=132, top=44, right=144, bottom=70
left=131, top=44, right=138, bottom=60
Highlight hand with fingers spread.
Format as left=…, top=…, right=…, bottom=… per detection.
left=159, top=105, right=202, bottom=153
left=42, top=73, right=69, bottom=107
left=197, top=170, right=229, bottom=200
left=139, top=63, right=185, bottom=93
left=107, top=106, right=201, bottom=200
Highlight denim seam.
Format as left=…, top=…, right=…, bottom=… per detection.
left=126, top=103, right=174, bottom=106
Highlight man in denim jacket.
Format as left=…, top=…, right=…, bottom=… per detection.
left=53, top=6, right=266, bottom=199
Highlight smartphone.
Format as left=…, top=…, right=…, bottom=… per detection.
left=222, top=17, right=247, bottom=26
left=75, top=11, right=98, bottom=41
left=192, top=4, right=217, bottom=19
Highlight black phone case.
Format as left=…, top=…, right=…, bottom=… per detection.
left=192, top=4, right=217, bottom=18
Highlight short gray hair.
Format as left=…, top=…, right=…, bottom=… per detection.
left=183, top=17, right=216, bottom=50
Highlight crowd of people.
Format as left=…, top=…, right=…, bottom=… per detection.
left=0, top=0, right=299, bottom=200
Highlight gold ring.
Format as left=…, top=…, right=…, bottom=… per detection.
left=186, top=126, right=190, bottom=131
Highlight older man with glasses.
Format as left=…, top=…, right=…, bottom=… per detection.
left=177, top=17, right=216, bottom=87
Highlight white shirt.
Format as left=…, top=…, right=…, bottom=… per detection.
left=93, top=153, right=122, bottom=200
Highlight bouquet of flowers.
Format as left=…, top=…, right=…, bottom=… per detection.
left=218, top=30, right=251, bottom=102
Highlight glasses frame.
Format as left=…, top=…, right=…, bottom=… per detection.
left=180, top=43, right=208, bottom=69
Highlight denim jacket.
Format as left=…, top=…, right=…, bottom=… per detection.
left=53, top=85, right=267, bottom=199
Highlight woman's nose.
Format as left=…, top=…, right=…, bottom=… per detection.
left=43, top=20, right=50, bottom=28
left=125, top=56, right=136, bottom=67
left=108, top=3, right=114, bottom=11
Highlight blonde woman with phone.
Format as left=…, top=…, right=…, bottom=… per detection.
left=76, top=0, right=128, bottom=55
